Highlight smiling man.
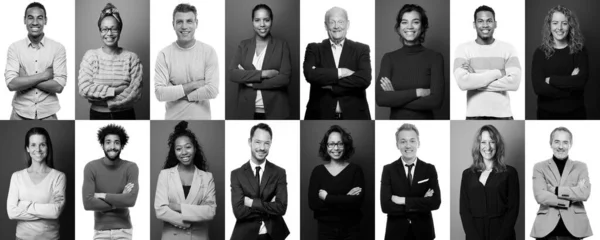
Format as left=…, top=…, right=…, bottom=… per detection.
left=380, top=123, right=441, bottom=240
left=82, top=124, right=139, bottom=240
left=154, top=3, right=219, bottom=120
left=303, top=6, right=372, bottom=120
left=4, top=2, right=67, bottom=120
left=531, top=127, right=592, bottom=240
left=453, top=5, right=521, bottom=120
left=230, top=123, right=289, bottom=240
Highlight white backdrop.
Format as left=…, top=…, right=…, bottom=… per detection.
left=375, top=120, right=450, bottom=239
left=299, top=0, right=375, bottom=119
left=75, top=120, right=150, bottom=239
left=525, top=121, right=600, bottom=239
left=149, top=0, right=225, bottom=120
left=450, top=0, right=525, bottom=120
left=0, top=0, right=75, bottom=119
left=225, top=121, right=300, bottom=240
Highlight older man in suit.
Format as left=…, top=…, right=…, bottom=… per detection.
left=230, top=123, right=289, bottom=240
left=380, top=123, right=441, bottom=240
left=531, top=127, right=592, bottom=240
left=303, top=6, right=372, bottom=120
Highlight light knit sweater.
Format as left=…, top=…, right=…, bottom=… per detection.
left=78, top=48, right=143, bottom=112
left=7, top=169, right=66, bottom=240
left=453, top=40, right=521, bottom=117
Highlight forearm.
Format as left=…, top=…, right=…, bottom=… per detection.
left=155, top=205, right=190, bottom=227
left=105, top=192, right=138, bottom=208
left=181, top=203, right=216, bottom=222
left=376, top=88, right=418, bottom=108
left=36, top=79, right=64, bottom=93
left=187, top=81, right=218, bottom=101
left=83, top=195, right=113, bottom=211
left=454, top=68, right=500, bottom=90
left=7, top=74, right=45, bottom=91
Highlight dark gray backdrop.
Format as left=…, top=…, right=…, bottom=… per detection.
left=300, top=121, right=375, bottom=239
left=75, top=0, right=150, bottom=119
left=450, top=121, right=525, bottom=239
left=375, top=0, right=450, bottom=119
left=150, top=121, right=225, bottom=240
left=0, top=121, right=75, bottom=239
left=525, top=0, right=600, bottom=119
left=225, top=0, right=300, bottom=119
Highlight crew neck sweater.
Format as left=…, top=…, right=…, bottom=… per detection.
left=376, top=44, right=445, bottom=119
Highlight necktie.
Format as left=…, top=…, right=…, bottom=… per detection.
left=256, top=166, right=261, bottom=197
left=406, top=164, right=414, bottom=186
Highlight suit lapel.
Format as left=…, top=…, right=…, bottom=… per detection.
left=559, top=159, right=574, bottom=186
left=338, top=39, right=351, bottom=68
left=547, top=159, right=561, bottom=185
left=245, top=38, right=258, bottom=70
left=321, top=39, right=337, bottom=68
left=394, top=158, right=410, bottom=189
left=170, top=167, right=185, bottom=202
left=412, top=159, right=426, bottom=186
left=185, top=167, right=202, bottom=204
left=262, top=37, right=275, bottom=69
left=260, top=161, right=274, bottom=197
left=243, top=162, right=260, bottom=195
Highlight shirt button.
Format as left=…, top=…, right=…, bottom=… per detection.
left=36, top=71, right=38, bottom=73
left=35, top=60, right=37, bottom=62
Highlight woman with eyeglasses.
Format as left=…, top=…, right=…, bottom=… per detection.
left=308, top=125, right=365, bottom=240
left=7, top=127, right=66, bottom=240
left=78, top=3, right=143, bottom=119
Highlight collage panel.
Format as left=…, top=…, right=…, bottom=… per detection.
left=149, top=0, right=226, bottom=120
left=75, top=120, right=150, bottom=239
left=375, top=120, right=450, bottom=239
left=525, top=121, right=598, bottom=239
left=225, top=120, right=300, bottom=240
left=75, top=0, right=151, bottom=120
left=450, top=120, right=526, bottom=239
left=0, top=120, right=75, bottom=239
left=149, top=120, right=225, bottom=240
left=524, top=0, right=600, bottom=120
left=374, top=0, right=451, bottom=120
left=225, top=0, right=301, bottom=120
left=300, top=120, right=375, bottom=239
left=450, top=0, right=526, bottom=120
left=0, top=0, right=76, bottom=120
left=299, top=0, right=376, bottom=120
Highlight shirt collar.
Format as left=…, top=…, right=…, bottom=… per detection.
left=330, top=39, right=345, bottom=49
left=26, top=36, right=46, bottom=48
left=400, top=157, right=417, bottom=167
left=249, top=159, right=266, bottom=173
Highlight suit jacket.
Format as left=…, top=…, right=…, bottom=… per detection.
left=303, top=39, right=372, bottom=120
left=230, top=161, right=289, bottom=240
left=459, top=165, right=519, bottom=240
left=380, top=158, right=441, bottom=240
left=531, top=158, right=592, bottom=238
left=228, top=36, right=291, bottom=119
left=154, top=166, right=217, bottom=240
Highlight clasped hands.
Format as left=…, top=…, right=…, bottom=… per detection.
left=379, top=77, right=430, bottom=97
left=318, top=187, right=362, bottom=200
left=391, top=188, right=434, bottom=205
left=545, top=68, right=579, bottom=84
left=238, top=64, right=279, bottom=87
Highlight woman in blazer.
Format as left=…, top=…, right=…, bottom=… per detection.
left=308, top=125, right=365, bottom=240
left=228, top=4, right=292, bottom=120
left=459, top=125, right=519, bottom=240
left=154, top=121, right=217, bottom=240
left=375, top=4, right=444, bottom=119
left=7, top=127, right=66, bottom=240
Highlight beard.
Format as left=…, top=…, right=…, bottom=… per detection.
left=104, top=149, right=121, bottom=161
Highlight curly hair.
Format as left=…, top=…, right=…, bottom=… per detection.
left=540, top=5, right=584, bottom=59
left=24, top=127, right=54, bottom=168
left=97, top=3, right=123, bottom=32
left=395, top=4, right=429, bottom=44
left=318, top=125, right=355, bottom=161
left=470, top=125, right=507, bottom=173
left=97, top=124, right=129, bottom=147
left=163, top=121, right=208, bottom=171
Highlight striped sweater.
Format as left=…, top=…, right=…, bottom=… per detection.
left=453, top=40, right=521, bottom=117
left=78, top=48, right=143, bottom=112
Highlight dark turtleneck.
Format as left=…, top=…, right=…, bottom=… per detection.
left=553, top=155, right=568, bottom=176
left=548, top=155, right=575, bottom=238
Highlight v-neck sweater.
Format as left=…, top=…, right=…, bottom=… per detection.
left=308, top=162, right=365, bottom=225
left=7, top=168, right=66, bottom=240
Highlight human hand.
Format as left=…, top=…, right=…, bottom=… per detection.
left=237, top=64, right=245, bottom=70
left=391, top=195, right=405, bottom=205
left=572, top=68, right=579, bottom=76
left=416, top=88, right=430, bottom=97
left=321, top=85, right=333, bottom=90
left=339, top=68, right=355, bottom=78
left=347, top=187, right=362, bottom=196
left=262, top=69, right=279, bottom=78
left=53, top=194, right=65, bottom=203
left=380, top=77, right=394, bottom=91
left=318, top=190, right=328, bottom=200
left=43, top=67, right=54, bottom=80
left=94, top=193, right=107, bottom=199
left=424, top=189, right=434, bottom=198
left=123, top=183, right=134, bottom=194
left=244, top=196, right=253, bottom=207
left=577, top=178, right=588, bottom=188
left=545, top=77, right=550, bottom=84
left=461, top=63, right=475, bottom=73
left=172, top=223, right=189, bottom=230
left=246, top=83, right=254, bottom=87
left=271, top=196, right=276, bottom=202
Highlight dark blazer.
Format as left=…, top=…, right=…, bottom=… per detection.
left=228, top=36, right=292, bottom=119
left=380, top=158, right=441, bottom=240
left=303, top=39, right=372, bottom=120
left=459, top=165, right=520, bottom=240
left=230, top=160, right=289, bottom=240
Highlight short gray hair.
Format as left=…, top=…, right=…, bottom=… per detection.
left=549, top=126, right=573, bottom=145
left=324, top=6, right=348, bottom=22
left=395, top=123, right=420, bottom=142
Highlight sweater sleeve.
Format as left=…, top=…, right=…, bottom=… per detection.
left=187, top=45, right=219, bottom=101
left=181, top=172, right=217, bottom=222
left=23, top=171, right=66, bottom=219
left=82, top=162, right=113, bottom=211
left=78, top=50, right=117, bottom=99
left=107, top=53, right=143, bottom=110
left=308, top=166, right=328, bottom=212
left=7, top=172, right=40, bottom=220
left=105, top=163, right=139, bottom=208
left=531, top=48, right=570, bottom=98
left=483, top=45, right=521, bottom=91
left=154, top=49, right=186, bottom=102
left=548, top=47, right=589, bottom=90
left=453, top=44, right=501, bottom=90
left=403, top=51, right=445, bottom=110
left=375, top=52, right=419, bottom=107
